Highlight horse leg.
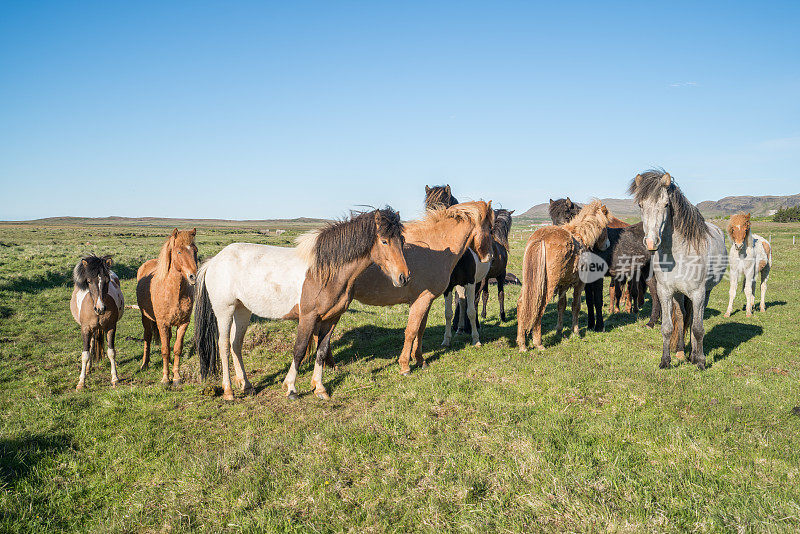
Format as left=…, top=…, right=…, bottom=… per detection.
left=658, top=286, right=675, bottom=369
left=760, top=263, right=770, bottom=312
left=140, top=315, right=154, bottom=371
left=455, top=285, right=469, bottom=335
left=690, top=291, right=707, bottom=370
left=106, top=326, right=119, bottom=386
left=622, top=281, right=632, bottom=313
left=400, top=297, right=434, bottom=375
left=585, top=284, right=595, bottom=331
left=413, top=308, right=431, bottom=369
left=230, top=306, right=253, bottom=393
left=629, top=279, right=639, bottom=314
left=284, top=312, right=317, bottom=399
left=744, top=268, right=755, bottom=317
left=591, top=279, right=603, bottom=332
left=216, top=308, right=235, bottom=401
left=571, top=284, right=583, bottom=336
left=170, top=322, right=188, bottom=386
left=646, top=277, right=660, bottom=329
left=608, top=280, right=618, bottom=315
left=670, top=296, right=687, bottom=360
left=497, top=277, right=506, bottom=322
left=442, top=290, right=453, bottom=347
left=465, top=283, right=481, bottom=346
left=77, top=329, right=91, bottom=390
left=556, top=291, right=567, bottom=335
left=724, top=268, right=738, bottom=318
left=310, top=320, right=336, bottom=400
left=157, top=323, right=172, bottom=385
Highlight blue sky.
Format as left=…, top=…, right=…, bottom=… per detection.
left=1, top=1, right=798, bottom=221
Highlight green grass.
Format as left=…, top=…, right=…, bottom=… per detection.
left=1, top=220, right=800, bottom=532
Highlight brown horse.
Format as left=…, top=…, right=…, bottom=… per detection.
left=136, top=228, right=198, bottom=385
left=478, top=208, right=514, bottom=322
left=281, top=208, right=409, bottom=400
left=71, top=255, right=124, bottom=390
left=352, top=201, right=495, bottom=374
left=517, top=200, right=611, bottom=351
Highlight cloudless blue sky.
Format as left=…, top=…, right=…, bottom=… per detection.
left=1, top=1, right=798, bottom=221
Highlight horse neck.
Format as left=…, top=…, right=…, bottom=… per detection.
left=414, top=217, right=476, bottom=263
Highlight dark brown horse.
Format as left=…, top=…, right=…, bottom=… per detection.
left=71, top=255, right=123, bottom=390
left=136, top=228, right=198, bottom=385
left=477, top=208, right=514, bottom=322
left=283, top=208, right=409, bottom=400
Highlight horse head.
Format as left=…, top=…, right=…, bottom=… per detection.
left=727, top=213, right=751, bottom=252
left=370, top=208, right=410, bottom=288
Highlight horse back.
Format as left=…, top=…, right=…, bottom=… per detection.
left=137, top=258, right=158, bottom=280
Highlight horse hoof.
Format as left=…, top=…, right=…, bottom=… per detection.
left=472, top=341, right=481, bottom=347
left=222, top=390, right=234, bottom=401
left=696, top=362, right=706, bottom=371
left=315, top=391, right=330, bottom=400
left=723, top=312, right=731, bottom=318
left=534, top=344, right=545, bottom=351
left=161, top=377, right=170, bottom=385
left=76, top=383, right=85, bottom=391
left=441, top=341, right=450, bottom=348
left=111, top=380, right=119, bottom=388
left=172, top=378, right=182, bottom=387
left=659, top=361, right=671, bottom=370
left=287, top=391, right=299, bottom=400
left=242, top=386, right=254, bottom=396
left=400, top=370, right=411, bottom=377
left=746, top=312, right=752, bottom=318
left=675, top=351, right=685, bottom=360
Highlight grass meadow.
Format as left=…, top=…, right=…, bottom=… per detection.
left=1, top=219, right=800, bottom=532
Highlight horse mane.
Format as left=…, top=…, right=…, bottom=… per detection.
left=296, top=207, right=403, bottom=283
left=492, top=209, right=514, bottom=250
left=548, top=198, right=582, bottom=225
left=562, top=200, right=611, bottom=248
left=628, top=168, right=709, bottom=252
left=153, top=229, right=196, bottom=281
left=73, top=254, right=110, bottom=289
left=405, top=201, right=490, bottom=238
left=424, top=185, right=459, bottom=209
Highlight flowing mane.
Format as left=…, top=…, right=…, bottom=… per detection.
left=296, top=207, right=403, bottom=283
left=424, top=185, right=459, bottom=210
left=492, top=208, right=514, bottom=250
left=562, top=200, right=611, bottom=248
left=73, top=254, right=110, bottom=289
left=628, top=168, right=709, bottom=252
left=405, top=201, right=490, bottom=239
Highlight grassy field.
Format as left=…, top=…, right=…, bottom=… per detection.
left=1, top=219, right=800, bottom=532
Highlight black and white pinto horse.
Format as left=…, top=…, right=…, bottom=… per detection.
left=630, top=169, right=727, bottom=369
left=424, top=185, right=491, bottom=347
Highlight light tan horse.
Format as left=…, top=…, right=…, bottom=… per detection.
left=352, top=201, right=495, bottom=375
left=136, top=228, right=198, bottom=385
left=517, top=200, right=611, bottom=351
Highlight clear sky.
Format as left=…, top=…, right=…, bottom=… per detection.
left=1, top=1, right=798, bottom=221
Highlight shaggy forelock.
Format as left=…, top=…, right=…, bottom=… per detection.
left=628, top=168, right=710, bottom=252
left=493, top=209, right=514, bottom=248
left=73, top=255, right=110, bottom=289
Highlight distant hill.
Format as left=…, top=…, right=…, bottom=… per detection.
left=517, top=193, right=800, bottom=221
left=3, top=216, right=330, bottom=229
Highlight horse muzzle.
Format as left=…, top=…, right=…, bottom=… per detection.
left=394, top=273, right=410, bottom=288
left=186, top=273, right=197, bottom=285
left=643, top=236, right=660, bottom=252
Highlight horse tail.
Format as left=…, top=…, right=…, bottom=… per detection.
left=91, top=328, right=104, bottom=364
left=194, top=262, right=219, bottom=380
left=518, top=239, right=546, bottom=335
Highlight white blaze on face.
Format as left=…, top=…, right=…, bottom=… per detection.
left=96, top=275, right=104, bottom=310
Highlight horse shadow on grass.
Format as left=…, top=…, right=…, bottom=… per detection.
left=723, top=300, right=786, bottom=317
left=703, top=322, right=763, bottom=366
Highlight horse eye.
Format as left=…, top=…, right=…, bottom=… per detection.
left=381, top=239, right=389, bottom=245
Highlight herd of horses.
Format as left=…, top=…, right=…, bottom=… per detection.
left=70, top=169, right=773, bottom=398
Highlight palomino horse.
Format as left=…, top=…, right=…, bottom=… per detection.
left=424, top=185, right=490, bottom=347
left=725, top=213, right=771, bottom=317
left=549, top=197, right=636, bottom=331
left=352, top=201, right=495, bottom=374
left=136, top=228, right=198, bottom=385
left=629, top=169, right=727, bottom=369
left=517, top=200, right=611, bottom=351
left=283, top=208, right=409, bottom=400
left=70, top=255, right=124, bottom=390
left=477, top=209, right=514, bottom=322
left=195, top=208, right=409, bottom=401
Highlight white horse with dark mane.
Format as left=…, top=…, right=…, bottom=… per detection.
left=724, top=212, right=771, bottom=317
left=629, top=169, right=727, bottom=370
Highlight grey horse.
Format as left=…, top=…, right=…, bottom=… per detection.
left=629, top=170, right=727, bottom=369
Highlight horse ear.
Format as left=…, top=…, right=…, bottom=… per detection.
left=549, top=199, right=554, bottom=204
left=746, top=213, right=751, bottom=220
left=190, top=227, right=197, bottom=237
left=634, top=174, right=642, bottom=187
left=103, top=256, right=114, bottom=268
left=425, top=185, right=431, bottom=193
left=566, top=197, right=573, bottom=208
left=171, top=228, right=179, bottom=237
left=509, top=210, right=515, bottom=215
left=487, top=200, right=493, bottom=212
left=661, top=173, right=672, bottom=187
left=82, top=259, right=88, bottom=268
left=445, top=185, right=451, bottom=195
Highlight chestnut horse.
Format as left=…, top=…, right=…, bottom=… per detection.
left=71, top=255, right=124, bottom=390
left=283, top=208, right=409, bottom=400
left=352, top=201, right=495, bottom=374
left=725, top=213, right=771, bottom=317
left=517, top=200, right=611, bottom=351
left=136, top=228, right=198, bottom=385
